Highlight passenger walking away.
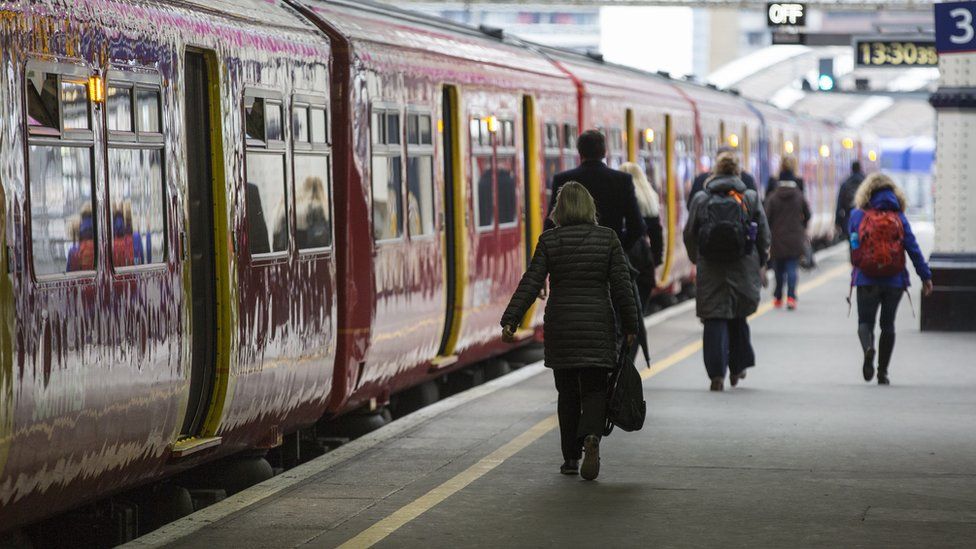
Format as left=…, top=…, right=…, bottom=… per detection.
left=684, top=152, right=770, bottom=391
left=620, top=162, right=664, bottom=311
left=503, top=182, right=639, bottom=481
left=766, top=155, right=805, bottom=196
left=848, top=173, right=933, bottom=385
left=836, top=161, right=865, bottom=243
left=765, top=178, right=811, bottom=310
left=546, top=130, right=646, bottom=249
left=687, top=146, right=757, bottom=209
left=546, top=130, right=649, bottom=362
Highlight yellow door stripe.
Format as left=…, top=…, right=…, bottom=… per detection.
left=337, top=262, right=848, bottom=548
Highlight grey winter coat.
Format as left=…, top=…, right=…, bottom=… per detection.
left=765, top=181, right=810, bottom=260
left=684, top=175, right=771, bottom=320
left=501, top=224, right=639, bottom=370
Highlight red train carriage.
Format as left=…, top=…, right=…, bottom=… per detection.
left=293, top=0, right=571, bottom=415
left=0, top=0, right=337, bottom=530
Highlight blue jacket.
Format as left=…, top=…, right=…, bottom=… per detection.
left=848, top=188, right=931, bottom=288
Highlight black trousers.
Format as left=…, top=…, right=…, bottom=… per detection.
left=856, top=286, right=903, bottom=373
left=553, top=368, right=609, bottom=461
left=702, top=318, right=755, bottom=380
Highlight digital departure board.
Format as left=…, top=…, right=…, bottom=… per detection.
left=855, top=39, right=939, bottom=67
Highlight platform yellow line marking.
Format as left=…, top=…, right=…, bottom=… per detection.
left=339, top=262, right=849, bottom=548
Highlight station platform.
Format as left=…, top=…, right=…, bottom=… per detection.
left=129, top=230, right=976, bottom=548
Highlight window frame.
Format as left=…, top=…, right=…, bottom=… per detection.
left=469, top=114, right=495, bottom=233
left=243, top=87, right=290, bottom=260
left=24, top=59, right=99, bottom=283
left=493, top=116, right=519, bottom=230
left=370, top=102, right=405, bottom=243
left=105, top=68, right=169, bottom=274
left=291, top=92, right=333, bottom=255
left=404, top=107, right=436, bottom=241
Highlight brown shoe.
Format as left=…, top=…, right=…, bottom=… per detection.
left=580, top=435, right=601, bottom=481
left=730, top=370, right=747, bottom=387
left=710, top=377, right=724, bottom=391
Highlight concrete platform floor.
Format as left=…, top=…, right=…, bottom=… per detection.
left=135, top=232, right=976, bottom=548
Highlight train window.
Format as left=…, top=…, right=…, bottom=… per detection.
left=501, top=120, right=515, bottom=147
left=469, top=119, right=480, bottom=147
left=386, top=113, right=400, bottom=145
left=293, top=105, right=309, bottom=143
left=107, top=149, right=166, bottom=266
left=136, top=88, right=160, bottom=134
left=246, top=96, right=264, bottom=142
left=372, top=155, right=403, bottom=240
left=106, top=74, right=167, bottom=269
left=496, top=154, right=517, bottom=225
left=310, top=107, right=327, bottom=144
left=61, top=79, right=90, bottom=131
left=107, top=86, right=133, bottom=132
left=265, top=102, right=283, bottom=142
left=27, top=73, right=60, bottom=134
left=372, top=106, right=403, bottom=241
left=26, top=62, right=98, bottom=277
left=474, top=155, right=493, bottom=228
left=247, top=152, right=289, bottom=254
left=406, top=111, right=435, bottom=237
left=244, top=90, right=288, bottom=255
left=29, top=146, right=96, bottom=275
left=293, top=155, right=331, bottom=249
left=564, top=124, right=577, bottom=150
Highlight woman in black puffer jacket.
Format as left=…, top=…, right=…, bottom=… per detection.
left=502, top=182, right=639, bottom=481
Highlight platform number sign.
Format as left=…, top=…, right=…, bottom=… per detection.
left=935, top=1, right=976, bottom=54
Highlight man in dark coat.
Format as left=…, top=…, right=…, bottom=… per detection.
left=546, top=130, right=646, bottom=250
left=686, top=146, right=757, bottom=210
left=835, top=160, right=865, bottom=239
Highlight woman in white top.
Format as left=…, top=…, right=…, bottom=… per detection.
left=620, top=162, right=664, bottom=311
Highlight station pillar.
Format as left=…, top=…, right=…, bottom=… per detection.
left=923, top=3, right=976, bottom=331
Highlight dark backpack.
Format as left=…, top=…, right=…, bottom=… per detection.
left=698, top=188, right=751, bottom=262
left=604, top=343, right=646, bottom=435
left=853, top=210, right=905, bottom=277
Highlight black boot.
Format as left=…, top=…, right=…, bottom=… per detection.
left=858, top=324, right=875, bottom=382
left=877, top=332, right=895, bottom=385
left=560, top=459, right=579, bottom=475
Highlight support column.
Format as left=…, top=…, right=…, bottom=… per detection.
left=922, top=29, right=976, bottom=331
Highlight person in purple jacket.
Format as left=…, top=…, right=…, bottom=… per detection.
left=848, top=173, right=934, bottom=385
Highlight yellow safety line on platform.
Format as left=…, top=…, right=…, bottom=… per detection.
left=339, top=261, right=850, bottom=548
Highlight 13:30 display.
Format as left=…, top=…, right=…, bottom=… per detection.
left=857, top=41, right=939, bottom=66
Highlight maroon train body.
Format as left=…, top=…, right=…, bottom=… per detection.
left=0, top=0, right=878, bottom=532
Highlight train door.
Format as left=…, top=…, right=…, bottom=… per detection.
left=437, top=85, right=464, bottom=359
left=179, top=49, right=220, bottom=441
left=519, top=95, right=541, bottom=331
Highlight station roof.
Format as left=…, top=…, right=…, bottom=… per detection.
left=709, top=45, right=936, bottom=139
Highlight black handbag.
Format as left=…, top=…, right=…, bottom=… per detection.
left=603, top=342, right=647, bottom=435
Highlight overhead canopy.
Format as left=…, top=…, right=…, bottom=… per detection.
left=397, top=0, right=933, bottom=8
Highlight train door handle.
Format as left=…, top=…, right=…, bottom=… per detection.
left=179, top=231, right=188, bottom=262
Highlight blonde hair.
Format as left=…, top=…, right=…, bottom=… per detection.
left=780, top=155, right=797, bottom=174
left=714, top=151, right=740, bottom=176
left=551, top=181, right=597, bottom=227
left=619, top=162, right=659, bottom=218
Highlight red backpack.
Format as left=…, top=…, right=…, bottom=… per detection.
left=853, top=210, right=905, bottom=277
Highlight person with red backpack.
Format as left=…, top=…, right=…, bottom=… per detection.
left=849, top=173, right=934, bottom=385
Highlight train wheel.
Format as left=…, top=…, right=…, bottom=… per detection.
left=138, top=484, right=195, bottom=534
left=483, top=358, right=511, bottom=381
left=390, top=381, right=440, bottom=418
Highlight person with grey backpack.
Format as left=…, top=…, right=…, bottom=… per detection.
left=684, top=152, right=771, bottom=391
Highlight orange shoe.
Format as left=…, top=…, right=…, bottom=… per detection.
left=773, top=298, right=783, bottom=309
left=787, top=297, right=797, bottom=310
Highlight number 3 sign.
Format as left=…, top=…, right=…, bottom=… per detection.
left=936, top=1, right=976, bottom=53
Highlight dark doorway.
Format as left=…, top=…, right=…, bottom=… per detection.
left=438, top=85, right=459, bottom=357
left=180, top=49, right=219, bottom=437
